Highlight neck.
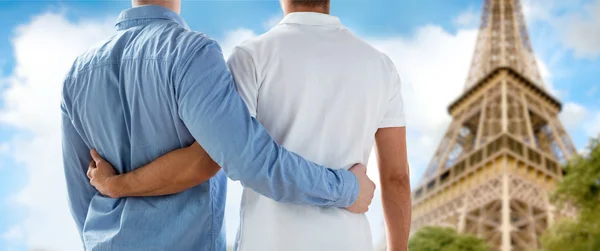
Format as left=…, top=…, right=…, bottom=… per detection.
left=132, top=1, right=181, bottom=14
left=285, top=5, right=330, bottom=15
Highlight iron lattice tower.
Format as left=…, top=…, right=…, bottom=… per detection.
left=409, top=0, right=577, bottom=250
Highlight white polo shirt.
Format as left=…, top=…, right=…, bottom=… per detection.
left=227, top=12, right=406, bottom=251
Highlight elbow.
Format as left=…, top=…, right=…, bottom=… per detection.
left=381, top=172, right=411, bottom=190
left=203, top=162, right=222, bottom=181
left=189, top=160, right=221, bottom=185
left=186, top=142, right=222, bottom=184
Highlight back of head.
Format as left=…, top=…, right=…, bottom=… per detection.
left=283, top=0, right=330, bottom=14
left=132, top=0, right=181, bottom=14
left=289, top=0, right=329, bottom=7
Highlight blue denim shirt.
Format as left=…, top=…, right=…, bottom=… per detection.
left=60, top=5, right=358, bottom=251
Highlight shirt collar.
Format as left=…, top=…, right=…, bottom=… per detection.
left=115, top=5, right=189, bottom=30
left=279, top=12, right=345, bottom=29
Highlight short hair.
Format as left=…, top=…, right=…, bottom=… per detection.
left=289, top=0, right=330, bottom=7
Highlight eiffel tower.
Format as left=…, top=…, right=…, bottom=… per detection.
left=409, top=0, right=577, bottom=250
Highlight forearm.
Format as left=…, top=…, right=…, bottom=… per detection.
left=381, top=174, right=411, bottom=251
left=110, top=142, right=220, bottom=197
left=223, top=139, right=358, bottom=207
left=375, top=127, right=410, bottom=250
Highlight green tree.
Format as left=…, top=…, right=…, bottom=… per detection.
left=408, top=226, right=490, bottom=251
left=541, top=137, right=600, bottom=251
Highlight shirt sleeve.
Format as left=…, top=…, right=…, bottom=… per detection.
left=227, top=46, right=258, bottom=117
left=61, top=89, right=97, bottom=244
left=174, top=38, right=358, bottom=208
left=380, top=55, right=406, bottom=128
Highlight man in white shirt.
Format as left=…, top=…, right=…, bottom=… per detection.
left=87, top=0, right=411, bottom=250
left=227, top=1, right=410, bottom=250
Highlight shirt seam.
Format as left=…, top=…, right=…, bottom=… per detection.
left=280, top=23, right=346, bottom=30
left=336, top=169, right=346, bottom=205
left=210, top=178, right=215, bottom=251
left=379, top=118, right=407, bottom=128
left=65, top=58, right=174, bottom=80
left=340, top=169, right=359, bottom=207
left=235, top=189, right=248, bottom=250
left=117, top=17, right=188, bottom=31
left=118, top=15, right=172, bottom=22
left=233, top=46, right=262, bottom=89
left=232, top=46, right=262, bottom=117
left=174, top=39, right=217, bottom=85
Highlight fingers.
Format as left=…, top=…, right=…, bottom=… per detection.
left=87, top=160, right=96, bottom=180
left=90, top=149, right=104, bottom=164
left=346, top=163, right=376, bottom=214
left=346, top=203, right=370, bottom=214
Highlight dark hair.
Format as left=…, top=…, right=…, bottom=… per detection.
left=289, top=0, right=330, bottom=7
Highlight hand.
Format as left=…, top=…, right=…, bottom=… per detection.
left=345, top=164, right=376, bottom=214
left=87, top=149, right=120, bottom=198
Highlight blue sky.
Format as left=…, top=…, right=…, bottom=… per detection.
left=1, top=0, right=599, bottom=250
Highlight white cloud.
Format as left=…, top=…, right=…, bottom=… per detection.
left=523, top=0, right=600, bottom=59
left=0, top=142, right=8, bottom=170
left=263, top=14, right=283, bottom=30
left=1, top=225, right=25, bottom=251
left=558, top=102, right=600, bottom=140
left=522, top=0, right=586, bottom=23
left=2, top=225, right=24, bottom=242
left=220, top=28, right=258, bottom=59
left=560, top=102, right=588, bottom=131
left=522, top=0, right=555, bottom=23
left=559, top=0, right=600, bottom=58
left=536, top=56, right=561, bottom=97
left=453, top=8, right=479, bottom=27
left=0, top=59, right=7, bottom=80
left=0, top=12, right=115, bottom=251
left=0, top=142, right=9, bottom=154
left=584, top=111, right=600, bottom=138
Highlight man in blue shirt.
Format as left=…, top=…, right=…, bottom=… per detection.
left=61, top=1, right=375, bottom=250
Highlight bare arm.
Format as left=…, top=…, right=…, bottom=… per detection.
left=87, top=142, right=220, bottom=198
left=375, top=127, right=411, bottom=251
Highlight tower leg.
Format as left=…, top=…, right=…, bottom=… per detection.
left=501, top=173, right=511, bottom=251
left=458, top=196, right=468, bottom=233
